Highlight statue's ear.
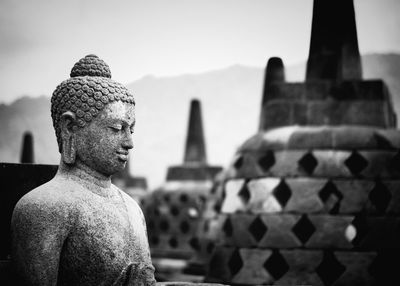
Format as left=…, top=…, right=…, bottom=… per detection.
left=60, top=111, right=77, bottom=165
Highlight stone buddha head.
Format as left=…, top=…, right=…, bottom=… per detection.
left=51, top=54, right=135, bottom=176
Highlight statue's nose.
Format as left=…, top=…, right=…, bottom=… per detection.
left=122, top=131, right=134, bottom=150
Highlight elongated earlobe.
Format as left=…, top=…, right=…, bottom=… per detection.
left=62, top=133, right=76, bottom=164
left=60, top=111, right=77, bottom=165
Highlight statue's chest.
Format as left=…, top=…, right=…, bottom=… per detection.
left=60, top=195, right=149, bottom=282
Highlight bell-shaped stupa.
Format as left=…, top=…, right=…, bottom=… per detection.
left=142, top=99, right=222, bottom=281
left=205, top=0, right=400, bottom=285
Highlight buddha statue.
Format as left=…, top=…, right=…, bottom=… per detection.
left=11, top=55, right=156, bottom=286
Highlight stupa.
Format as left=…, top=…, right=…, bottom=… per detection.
left=205, top=0, right=400, bottom=285
left=20, top=132, right=34, bottom=163
left=142, top=99, right=222, bottom=281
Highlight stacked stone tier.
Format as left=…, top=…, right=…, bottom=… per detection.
left=205, top=126, right=400, bottom=285
left=260, top=80, right=396, bottom=129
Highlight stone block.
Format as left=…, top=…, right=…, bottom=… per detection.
left=277, top=250, right=323, bottom=286
left=217, top=214, right=301, bottom=248
left=285, top=178, right=326, bottom=213
left=306, top=215, right=354, bottom=249
left=333, top=180, right=374, bottom=214
left=205, top=247, right=390, bottom=286
left=205, top=246, right=235, bottom=283
left=260, top=101, right=292, bottom=129
left=232, top=248, right=273, bottom=285
left=334, top=252, right=377, bottom=286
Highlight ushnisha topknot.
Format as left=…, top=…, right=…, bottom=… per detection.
left=51, top=54, right=135, bottom=151
left=70, top=54, right=112, bottom=78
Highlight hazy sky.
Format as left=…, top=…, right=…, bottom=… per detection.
left=1, top=0, right=400, bottom=103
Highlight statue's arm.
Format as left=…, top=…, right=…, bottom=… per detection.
left=11, top=193, right=72, bottom=286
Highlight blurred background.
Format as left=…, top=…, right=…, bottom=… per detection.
left=1, top=0, right=399, bottom=189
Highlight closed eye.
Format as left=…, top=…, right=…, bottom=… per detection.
left=109, top=124, right=122, bottom=131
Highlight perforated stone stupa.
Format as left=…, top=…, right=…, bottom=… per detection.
left=205, top=1, right=400, bottom=285
left=142, top=99, right=222, bottom=281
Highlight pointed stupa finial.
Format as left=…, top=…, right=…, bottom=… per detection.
left=259, top=57, right=285, bottom=131
left=20, top=131, right=34, bottom=163
left=184, top=99, right=207, bottom=164
left=306, top=0, right=362, bottom=81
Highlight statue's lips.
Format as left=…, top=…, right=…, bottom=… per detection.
left=116, top=151, right=129, bottom=161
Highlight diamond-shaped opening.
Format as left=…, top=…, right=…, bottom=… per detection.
left=228, top=249, right=243, bottom=276
left=292, top=214, right=316, bottom=245
left=207, top=242, right=215, bottom=254
left=258, top=150, right=276, bottom=171
left=210, top=184, right=218, bottom=194
left=180, top=220, right=190, bottom=234
left=208, top=254, right=221, bottom=278
left=151, top=236, right=159, bottom=246
left=170, top=205, right=180, bottom=216
left=189, top=237, right=200, bottom=250
left=344, top=151, right=368, bottom=175
left=164, top=194, right=170, bottom=202
left=318, top=180, right=343, bottom=214
left=298, top=152, right=318, bottom=174
left=180, top=193, right=189, bottom=203
left=203, top=221, right=210, bottom=233
left=248, top=216, right=268, bottom=242
left=160, top=220, right=170, bottom=232
left=233, top=155, right=244, bottom=170
left=369, top=249, right=400, bottom=283
left=263, top=250, right=289, bottom=281
left=213, top=202, right=221, bottom=212
left=273, top=179, right=292, bottom=208
left=369, top=180, right=392, bottom=214
left=350, top=214, right=369, bottom=246
left=238, top=181, right=251, bottom=204
left=390, top=151, right=400, bottom=171
left=223, top=217, right=234, bottom=237
left=169, top=237, right=178, bottom=248
left=147, top=220, right=155, bottom=231
left=316, top=251, right=346, bottom=286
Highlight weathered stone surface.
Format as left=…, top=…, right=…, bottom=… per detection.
left=217, top=214, right=300, bottom=248
left=206, top=248, right=382, bottom=286
left=11, top=55, right=156, bottom=285
left=277, top=250, right=323, bottom=286
left=306, top=0, right=361, bottom=80
left=230, top=149, right=400, bottom=179
left=207, top=0, right=400, bottom=285
left=258, top=80, right=396, bottom=128
left=240, top=126, right=400, bottom=152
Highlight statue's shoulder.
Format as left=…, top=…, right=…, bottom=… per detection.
left=13, top=176, right=78, bottom=222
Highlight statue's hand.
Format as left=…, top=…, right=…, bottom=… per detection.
left=112, top=263, right=156, bottom=286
